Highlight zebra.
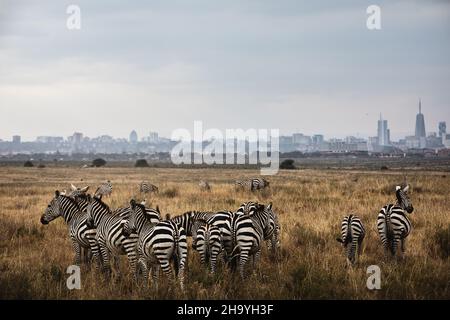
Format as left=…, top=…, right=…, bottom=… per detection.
left=123, top=201, right=187, bottom=290
left=139, top=181, right=159, bottom=194
left=199, top=180, right=211, bottom=191
left=193, top=220, right=223, bottom=273
left=94, top=180, right=112, bottom=198
left=40, top=191, right=100, bottom=267
left=85, top=195, right=160, bottom=277
left=237, top=201, right=280, bottom=256
left=235, top=178, right=270, bottom=191
left=336, top=214, right=365, bottom=265
left=377, top=184, right=414, bottom=258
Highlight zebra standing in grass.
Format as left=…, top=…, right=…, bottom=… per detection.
left=139, top=181, right=159, bottom=194
left=199, top=180, right=211, bottom=191
left=377, top=184, right=414, bottom=258
left=336, top=214, right=365, bottom=264
left=237, top=201, right=280, bottom=256
left=230, top=202, right=275, bottom=279
left=40, top=191, right=100, bottom=266
left=193, top=220, right=223, bottom=273
left=85, top=195, right=160, bottom=276
left=123, top=201, right=187, bottom=290
left=95, top=180, right=113, bottom=198
left=235, top=178, right=270, bottom=191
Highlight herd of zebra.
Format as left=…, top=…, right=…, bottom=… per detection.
left=40, top=179, right=279, bottom=290
left=337, top=183, right=415, bottom=264
left=39, top=177, right=415, bottom=290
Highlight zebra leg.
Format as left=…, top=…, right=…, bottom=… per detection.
left=400, top=238, right=406, bottom=260
left=357, top=238, right=364, bottom=263
left=99, top=243, right=112, bottom=276
left=253, top=249, right=261, bottom=272
left=159, top=260, right=174, bottom=288
left=151, top=264, right=160, bottom=290
left=239, top=250, right=249, bottom=280
left=136, top=257, right=147, bottom=286
left=71, top=239, right=82, bottom=266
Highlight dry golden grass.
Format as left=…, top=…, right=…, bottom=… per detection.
left=0, top=167, right=449, bottom=299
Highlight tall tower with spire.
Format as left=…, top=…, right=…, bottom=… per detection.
left=377, top=113, right=390, bottom=146
left=415, top=99, right=426, bottom=138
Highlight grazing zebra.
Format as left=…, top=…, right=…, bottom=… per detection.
left=199, top=180, right=211, bottom=191
left=377, top=184, right=414, bottom=258
left=237, top=201, right=280, bottom=255
left=40, top=191, right=100, bottom=266
left=205, top=211, right=235, bottom=263
left=336, top=214, right=365, bottom=264
left=123, top=201, right=187, bottom=290
left=85, top=195, right=160, bottom=276
left=95, top=181, right=112, bottom=198
left=235, top=178, right=270, bottom=191
left=139, top=181, right=159, bottom=194
left=193, top=220, right=223, bottom=273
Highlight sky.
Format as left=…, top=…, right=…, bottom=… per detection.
left=0, top=0, right=449, bottom=141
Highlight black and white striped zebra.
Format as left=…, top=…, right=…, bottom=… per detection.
left=235, top=178, right=270, bottom=191
left=94, top=180, right=112, bottom=198
left=193, top=220, right=222, bottom=273
left=85, top=195, right=160, bottom=277
left=139, top=181, right=159, bottom=194
left=123, top=201, right=187, bottom=290
left=40, top=191, right=100, bottom=266
left=199, top=180, right=211, bottom=191
left=231, top=202, right=273, bottom=279
left=377, top=184, right=414, bottom=258
left=237, top=201, right=280, bottom=256
left=336, top=214, right=365, bottom=264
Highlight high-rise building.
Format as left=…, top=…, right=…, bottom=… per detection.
left=72, top=132, right=83, bottom=144
left=439, top=121, right=446, bottom=139
left=12, top=135, right=21, bottom=144
left=415, top=99, right=426, bottom=138
left=148, top=132, right=159, bottom=142
left=377, top=114, right=390, bottom=146
left=129, top=130, right=138, bottom=143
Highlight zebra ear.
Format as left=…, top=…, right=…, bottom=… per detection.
left=71, top=184, right=77, bottom=191
left=395, top=185, right=401, bottom=191
left=156, top=206, right=160, bottom=214
left=267, top=202, right=273, bottom=210
left=403, top=185, right=410, bottom=192
left=55, top=190, right=60, bottom=197
left=165, top=213, right=171, bottom=220
left=130, top=199, right=136, bottom=209
left=80, top=186, right=89, bottom=192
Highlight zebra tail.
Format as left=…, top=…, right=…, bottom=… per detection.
left=173, top=228, right=180, bottom=277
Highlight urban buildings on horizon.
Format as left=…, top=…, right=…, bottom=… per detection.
left=1, top=100, right=449, bottom=155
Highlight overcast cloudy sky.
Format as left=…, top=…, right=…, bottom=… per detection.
left=0, top=0, right=449, bottom=141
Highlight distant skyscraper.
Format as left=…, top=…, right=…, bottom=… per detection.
left=415, top=99, right=426, bottom=138
left=72, top=132, right=83, bottom=144
left=129, top=130, right=138, bottom=143
left=377, top=114, right=390, bottom=146
left=438, top=121, right=446, bottom=139
left=12, top=135, right=21, bottom=144
left=148, top=132, right=158, bottom=142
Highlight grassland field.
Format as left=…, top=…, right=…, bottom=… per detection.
left=0, top=166, right=449, bottom=299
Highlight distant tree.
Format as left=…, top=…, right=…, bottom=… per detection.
left=24, top=160, right=34, bottom=167
left=38, top=164, right=46, bottom=168
left=135, top=159, right=149, bottom=167
left=280, top=159, right=296, bottom=170
left=92, top=158, right=107, bottom=167
left=380, top=165, right=389, bottom=171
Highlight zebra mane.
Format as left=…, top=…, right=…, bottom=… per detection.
left=59, top=194, right=81, bottom=210
left=92, top=195, right=112, bottom=213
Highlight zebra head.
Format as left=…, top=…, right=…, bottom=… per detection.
left=85, top=194, right=108, bottom=228
left=237, top=201, right=265, bottom=216
left=40, top=190, right=63, bottom=224
left=396, top=184, right=414, bottom=213
left=68, top=184, right=89, bottom=198
left=123, top=199, right=138, bottom=236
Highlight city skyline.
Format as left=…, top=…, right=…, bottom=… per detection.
left=1, top=1, right=449, bottom=140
